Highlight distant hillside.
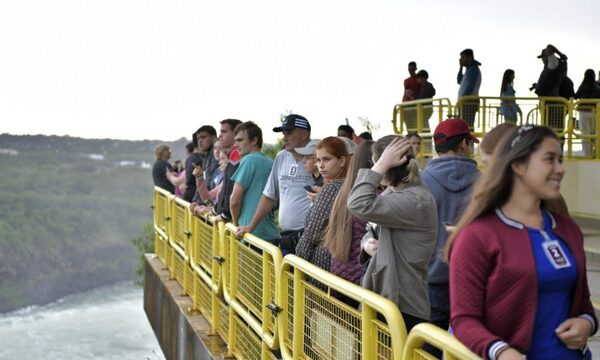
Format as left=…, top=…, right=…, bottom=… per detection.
left=0, top=134, right=189, bottom=313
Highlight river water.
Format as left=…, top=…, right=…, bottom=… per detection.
left=0, top=282, right=165, bottom=360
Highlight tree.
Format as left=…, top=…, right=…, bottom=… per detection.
left=131, top=223, right=154, bottom=285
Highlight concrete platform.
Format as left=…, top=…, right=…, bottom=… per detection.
left=143, top=255, right=227, bottom=360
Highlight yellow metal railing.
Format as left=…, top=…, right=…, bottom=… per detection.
left=394, top=96, right=600, bottom=160
left=278, top=255, right=407, bottom=360
left=573, top=99, right=600, bottom=159
left=393, top=97, right=454, bottom=134
left=171, top=197, right=191, bottom=253
left=393, top=98, right=453, bottom=158
left=223, top=222, right=282, bottom=358
left=150, top=187, right=482, bottom=359
left=403, top=324, right=479, bottom=360
left=153, top=187, right=171, bottom=239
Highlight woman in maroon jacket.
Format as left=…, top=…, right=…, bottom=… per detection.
left=446, top=125, right=596, bottom=360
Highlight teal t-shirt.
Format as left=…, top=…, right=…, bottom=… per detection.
left=231, top=151, right=279, bottom=240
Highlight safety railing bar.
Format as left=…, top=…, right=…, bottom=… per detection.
left=191, top=262, right=214, bottom=287
left=281, top=255, right=407, bottom=359
left=402, top=323, right=480, bottom=360
left=229, top=300, right=278, bottom=350
left=154, top=226, right=168, bottom=240
left=168, top=240, right=188, bottom=261
left=223, top=222, right=282, bottom=350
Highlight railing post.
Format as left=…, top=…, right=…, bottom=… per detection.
left=417, top=104, right=423, bottom=133
left=567, top=98, right=574, bottom=159
left=292, top=269, right=305, bottom=360
left=480, top=97, right=486, bottom=134
left=392, top=106, right=400, bottom=134
left=262, top=253, right=271, bottom=342
left=361, top=303, right=376, bottom=360
left=540, top=98, right=547, bottom=126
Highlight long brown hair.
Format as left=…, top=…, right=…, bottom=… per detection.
left=500, top=69, right=515, bottom=95
left=445, top=125, right=560, bottom=260
left=323, top=141, right=374, bottom=262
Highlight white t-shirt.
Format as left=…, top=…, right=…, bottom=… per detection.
left=263, top=149, right=313, bottom=231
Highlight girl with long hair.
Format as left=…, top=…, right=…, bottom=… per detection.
left=347, top=135, right=438, bottom=331
left=499, top=69, right=521, bottom=123
left=323, top=140, right=374, bottom=287
left=295, top=137, right=350, bottom=271
left=446, top=125, right=596, bottom=359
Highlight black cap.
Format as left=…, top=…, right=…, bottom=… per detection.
left=536, top=48, right=548, bottom=58
left=273, top=114, right=311, bottom=132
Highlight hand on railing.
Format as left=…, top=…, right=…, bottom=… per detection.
left=235, top=224, right=253, bottom=238
left=191, top=204, right=213, bottom=216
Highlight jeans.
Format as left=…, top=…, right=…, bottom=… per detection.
left=429, top=283, right=450, bottom=330
left=278, top=230, right=303, bottom=256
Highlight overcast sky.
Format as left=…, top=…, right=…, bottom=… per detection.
left=1, top=0, right=599, bottom=144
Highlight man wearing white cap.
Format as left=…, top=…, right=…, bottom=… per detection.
left=236, top=114, right=314, bottom=255
left=295, top=139, right=324, bottom=194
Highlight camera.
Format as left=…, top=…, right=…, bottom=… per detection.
left=529, top=83, right=537, bottom=92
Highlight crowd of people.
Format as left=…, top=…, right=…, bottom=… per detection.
left=151, top=42, right=600, bottom=357
left=403, top=44, right=600, bottom=157
left=151, top=112, right=596, bottom=359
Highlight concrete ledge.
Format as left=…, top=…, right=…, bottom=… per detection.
left=143, top=255, right=227, bottom=360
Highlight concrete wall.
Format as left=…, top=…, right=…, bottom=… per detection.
left=562, top=160, right=600, bottom=218
left=143, top=255, right=227, bottom=360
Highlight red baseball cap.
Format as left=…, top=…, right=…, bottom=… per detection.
left=433, top=118, right=480, bottom=146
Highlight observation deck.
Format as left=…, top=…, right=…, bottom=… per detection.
left=144, top=95, right=600, bottom=359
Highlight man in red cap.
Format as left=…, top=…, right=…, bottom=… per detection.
left=421, top=118, right=480, bottom=338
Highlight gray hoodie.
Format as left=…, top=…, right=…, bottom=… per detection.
left=421, top=156, right=479, bottom=284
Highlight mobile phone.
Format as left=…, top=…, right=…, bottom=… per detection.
left=304, top=185, right=316, bottom=193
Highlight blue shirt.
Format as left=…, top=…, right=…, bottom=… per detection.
left=527, top=210, right=579, bottom=360
left=231, top=151, right=279, bottom=241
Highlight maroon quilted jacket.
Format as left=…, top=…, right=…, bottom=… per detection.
left=449, top=209, right=597, bottom=359
left=330, top=216, right=368, bottom=285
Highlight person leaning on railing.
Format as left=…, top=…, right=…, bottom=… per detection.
left=323, top=140, right=374, bottom=304
left=347, top=135, right=438, bottom=332
left=229, top=121, right=279, bottom=243
left=295, top=137, right=350, bottom=274
left=152, top=144, right=175, bottom=194
left=414, top=69, right=436, bottom=129
left=182, top=128, right=212, bottom=202
left=236, top=114, right=314, bottom=256
left=446, top=125, right=596, bottom=360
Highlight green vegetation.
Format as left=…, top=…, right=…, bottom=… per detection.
left=262, top=142, right=282, bottom=160
left=0, top=134, right=280, bottom=313
left=131, top=223, right=154, bottom=286
left=0, top=134, right=163, bottom=313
